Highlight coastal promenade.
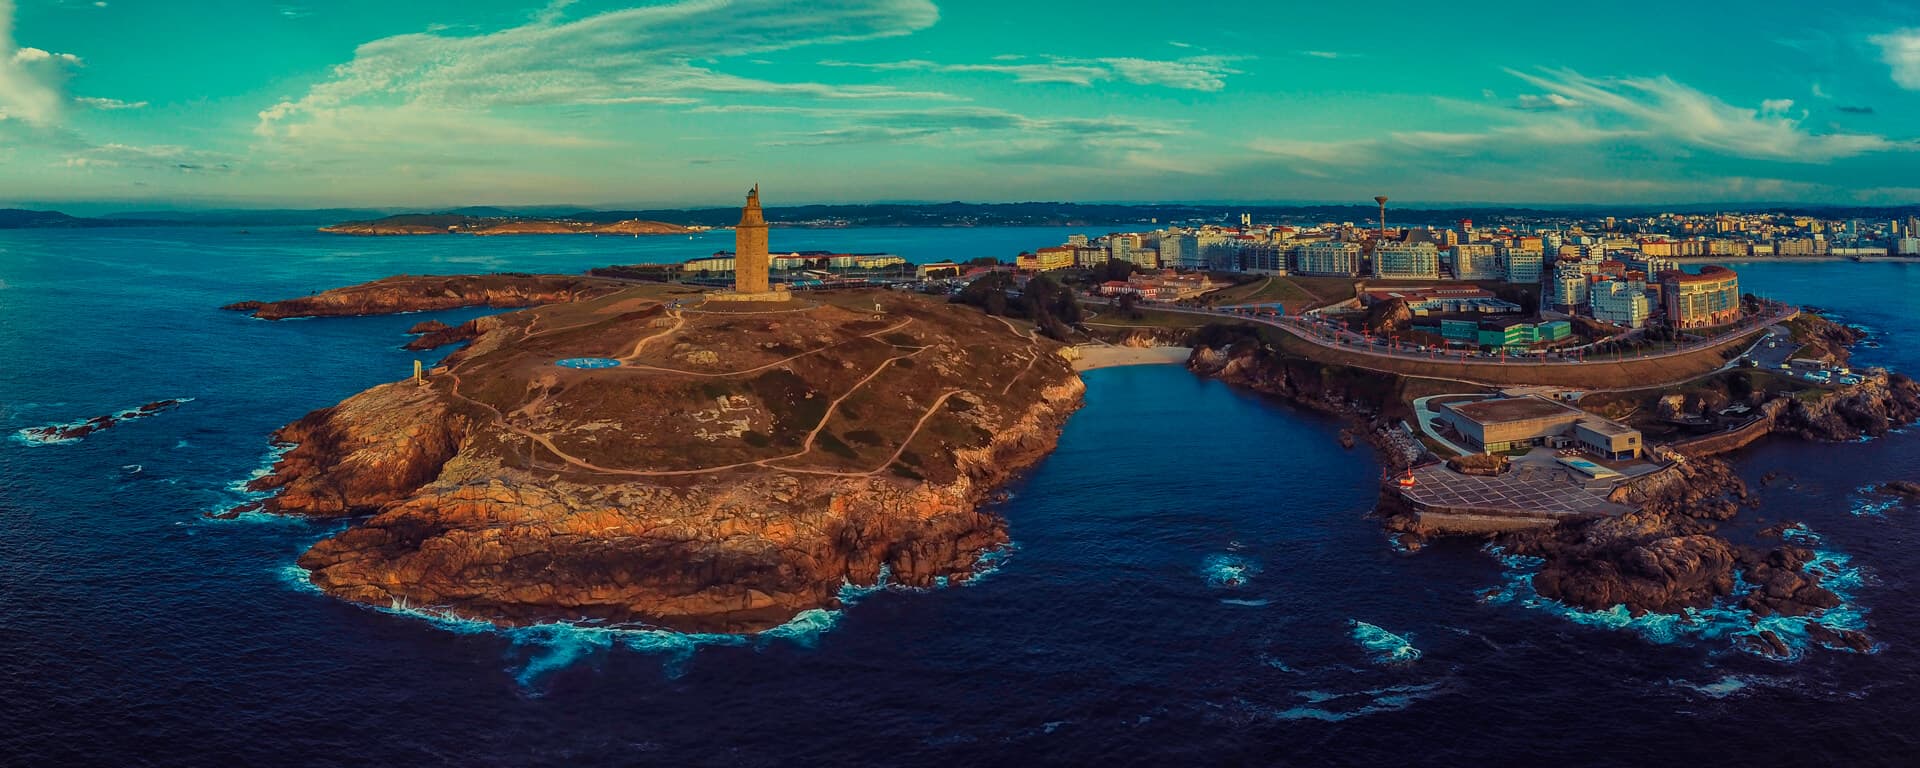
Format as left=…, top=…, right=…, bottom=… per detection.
left=1102, top=297, right=1791, bottom=386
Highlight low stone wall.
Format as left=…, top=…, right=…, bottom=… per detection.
left=1411, top=508, right=1568, bottom=533
left=1668, top=400, right=1788, bottom=458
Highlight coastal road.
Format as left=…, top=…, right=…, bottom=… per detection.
left=1094, top=297, right=1793, bottom=378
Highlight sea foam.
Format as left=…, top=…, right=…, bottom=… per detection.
left=1349, top=620, right=1422, bottom=664
left=1482, top=537, right=1878, bottom=661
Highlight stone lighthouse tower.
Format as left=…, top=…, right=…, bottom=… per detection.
left=733, top=185, right=771, bottom=294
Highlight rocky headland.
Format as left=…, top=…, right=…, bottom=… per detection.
left=1179, top=312, right=1910, bottom=647
left=234, top=282, right=1081, bottom=633
left=222, top=273, right=631, bottom=320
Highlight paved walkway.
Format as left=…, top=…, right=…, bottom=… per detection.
left=1404, top=461, right=1632, bottom=519
left=1411, top=395, right=1482, bottom=457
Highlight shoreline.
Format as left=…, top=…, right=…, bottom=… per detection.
left=1673, top=255, right=1920, bottom=264
left=1071, top=345, right=1192, bottom=371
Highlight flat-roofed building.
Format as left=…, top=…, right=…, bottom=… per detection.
left=1502, top=247, right=1544, bottom=283
left=1590, top=276, right=1651, bottom=328
left=1294, top=241, right=1361, bottom=276
left=1449, top=243, right=1503, bottom=280
left=1438, top=395, right=1642, bottom=460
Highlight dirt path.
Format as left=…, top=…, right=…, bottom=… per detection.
left=440, top=302, right=1048, bottom=479
left=607, top=317, right=914, bottom=378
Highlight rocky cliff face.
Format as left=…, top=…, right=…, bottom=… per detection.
left=266, top=375, right=1081, bottom=633
left=1778, top=371, right=1920, bottom=441
left=240, top=287, right=1084, bottom=633
left=223, top=274, right=626, bottom=320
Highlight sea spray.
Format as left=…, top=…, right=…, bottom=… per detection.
left=1202, top=553, right=1260, bottom=588
left=1348, top=621, right=1421, bottom=664
left=1482, top=538, right=1878, bottom=660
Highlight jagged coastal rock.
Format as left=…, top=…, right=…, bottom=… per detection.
left=239, top=281, right=1081, bottom=633
left=1180, top=313, right=1909, bottom=643
left=20, top=399, right=189, bottom=443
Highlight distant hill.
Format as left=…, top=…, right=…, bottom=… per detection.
left=318, top=214, right=692, bottom=236
left=0, top=209, right=167, bottom=229
left=7, top=200, right=1920, bottom=232
left=100, top=209, right=391, bottom=226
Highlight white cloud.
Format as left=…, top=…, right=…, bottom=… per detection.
left=1760, top=98, right=1794, bottom=115
left=0, top=1, right=80, bottom=125
left=258, top=0, right=946, bottom=145
left=1514, top=92, right=1582, bottom=111
left=74, top=96, right=146, bottom=110
left=1506, top=68, right=1902, bottom=162
left=821, top=54, right=1245, bottom=92
left=1298, top=50, right=1343, bottom=59
left=12, top=47, right=79, bottom=65
left=62, top=143, right=236, bottom=172
left=1869, top=28, right=1920, bottom=89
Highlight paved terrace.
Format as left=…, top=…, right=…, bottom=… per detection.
left=1403, top=461, right=1634, bottom=519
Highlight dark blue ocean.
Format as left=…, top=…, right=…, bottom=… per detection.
left=2, top=229, right=1919, bottom=766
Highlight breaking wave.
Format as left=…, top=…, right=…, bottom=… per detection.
left=12, top=398, right=193, bottom=446
left=1245, top=682, right=1448, bottom=722
left=1202, top=553, right=1260, bottom=588
left=1349, top=621, right=1421, bottom=664
left=275, top=543, right=1019, bottom=689
left=1482, top=536, right=1879, bottom=661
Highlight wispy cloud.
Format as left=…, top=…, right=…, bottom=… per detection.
left=1505, top=68, right=1901, bottom=162
left=1297, top=50, right=1345, bottom=60
left=61, top=142, right=235, bottom=172
left=820, top=54, right=1246, bottom=92
left=1247, top=68, right=1917, bottom=202
left=1513, top=92, right=1582, bottom=111
left=257, top=0, right=947, bottom=146
left=74, top=96, right=146, bottom=110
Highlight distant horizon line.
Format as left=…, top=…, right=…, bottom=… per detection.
left=12, top=198, right=1920, bottom=217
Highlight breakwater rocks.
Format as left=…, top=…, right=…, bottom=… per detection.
left=238, top=288, right=1084, bottom=633
left=223, top=273, right=627, bottom=320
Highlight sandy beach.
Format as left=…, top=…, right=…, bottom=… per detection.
left=1071, top=345, right=1193, bottom=371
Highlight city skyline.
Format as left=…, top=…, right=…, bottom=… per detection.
left=7, top=0, right=1920, bottom=208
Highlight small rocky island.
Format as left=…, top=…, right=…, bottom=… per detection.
left=229, top=275, right=1081, bottom=633
left=319, top=214, right=691, bottom=236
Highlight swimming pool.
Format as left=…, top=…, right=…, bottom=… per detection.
left=555, top=357, right=622, bottom=369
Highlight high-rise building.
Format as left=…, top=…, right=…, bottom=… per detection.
left=1295, top=241, right=1362, bottom=276
left=1501, top=247, right=1544, bottom=284
left=1659, top=266, right=1742, bottom=329
left=1551, top=258, right=1598, bottom=309
left=1161, top=233, right=1202, bottom=269
left=1449, top=243, right=1502, bottom=280
left=1374, top=242, right=1440, bottom=279
left=1590, top=277, right=1651, bottom=328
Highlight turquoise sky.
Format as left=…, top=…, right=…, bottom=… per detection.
left=5, top=0, right=1920, bottom=208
